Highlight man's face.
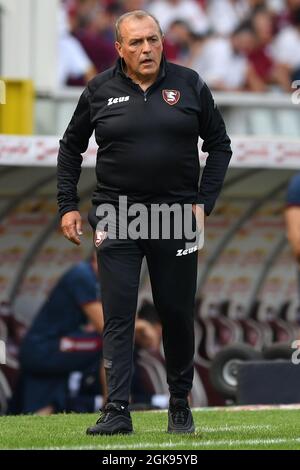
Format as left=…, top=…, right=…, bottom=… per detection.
left=233, top=30, right=256, bottom=54
left=115, top=16, right=163, bottom=82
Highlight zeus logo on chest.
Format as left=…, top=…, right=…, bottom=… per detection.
left=107, top=96, right=130, bottom=106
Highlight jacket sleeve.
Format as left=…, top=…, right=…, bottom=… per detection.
left=57, top=87, right=94, bottom=217
left=196, top=81, right=232, bottom=215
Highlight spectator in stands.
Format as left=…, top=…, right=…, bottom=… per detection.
left=72, top=8, right=117, bottom=74
left=60, top=0, right=300, bottom=93
left=163, top=20, right=196, bottom=63
left=58, top=5, right=97, bottom=86
left=274, top=0, right=300, bottom=32
left=148, top=0, right=209, bottom=35
left=67, top=0, right=100, bottom=30
left=189, top=22, right=267, bottom=91
left=272, top=6, right=300, bottom=91
left=248, top=6, right=275, bottom=86
left=123, top=0, right=147, bottom=12
left=207, top=0, right=251, bottom=37
left=86, top=3, right=123, bottom=44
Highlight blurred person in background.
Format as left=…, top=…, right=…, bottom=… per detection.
left=206, top=0, right=277, bottom=37
left=135, top=300, right=162, bottom=352
left=272, top=6, right=300, bottom=91
left=274, top=0, right=300, bottom=31
left=163, top=19, right=196, bottom=63
left=189, top=22, right=267, bottom=91
left=148, top=0, right=209, bottom=35
left=88, top=3, right=123, bottom=44
left=62, top=0, right=117, bottom=77
left=123, top=0, right=147, bottom=12
left=131, top=301, right=164, bottom=406
left=12, top=252, right=159, bottom=415
left=58, top=4, right=97, bottom=86
left=207, top=0, right=251, bottom=37
left=285, top=174, right=300, bottom=302
left=66, top=0, right=99, bottom=29
left=15, top=253, right=103, bottom=415
left=71, top=6, right=117, bottom=74
left=61, top=0, right=300, bottom=93
left=248, top=6, right=275, bottom=87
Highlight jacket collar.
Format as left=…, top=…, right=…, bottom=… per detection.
left=115, top=55, right=167, bottom=86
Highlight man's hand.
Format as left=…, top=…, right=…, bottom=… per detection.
left=61, top=211, right=83, bottom=245
left=192, top=204, right=206, bottom=233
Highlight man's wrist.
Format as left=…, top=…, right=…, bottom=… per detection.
left=59, top=206, right=79, bottom=218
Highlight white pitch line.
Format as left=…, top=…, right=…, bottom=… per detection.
left=192, top=404, right=300, bottom=412
left=143, top=404, right=300, bottom=414
left=137, top=424, right=273, bottom=433
left=199, top=424, right=272, bottom=433
left=16, top=436, right=300, bottom=451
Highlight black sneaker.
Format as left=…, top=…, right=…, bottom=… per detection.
left=167, top=397, right=195, bottom=434
left=86, top=402, right=133, bottom=435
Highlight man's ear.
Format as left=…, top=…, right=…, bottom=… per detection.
left=115, top=41, right=123, bottom=58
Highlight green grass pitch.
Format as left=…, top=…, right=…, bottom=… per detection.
left=1, top=407, right=300, bottom=450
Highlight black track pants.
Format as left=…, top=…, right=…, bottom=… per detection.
left=89, top=206, right=198, bottom=404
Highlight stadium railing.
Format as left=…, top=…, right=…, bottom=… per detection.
left=35, top=89, right=300, bottom=137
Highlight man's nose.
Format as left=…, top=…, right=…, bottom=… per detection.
left=142, top=39, right=151, bottom=53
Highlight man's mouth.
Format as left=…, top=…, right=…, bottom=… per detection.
left=141, top=59, right=153, bottom=65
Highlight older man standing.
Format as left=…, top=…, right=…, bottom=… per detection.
left=57, top=10, right=232, bottom=435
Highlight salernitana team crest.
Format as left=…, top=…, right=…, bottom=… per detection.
left=94, top=230, right=107, bottom=247
left=162, top=90, right=180, bottom=105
